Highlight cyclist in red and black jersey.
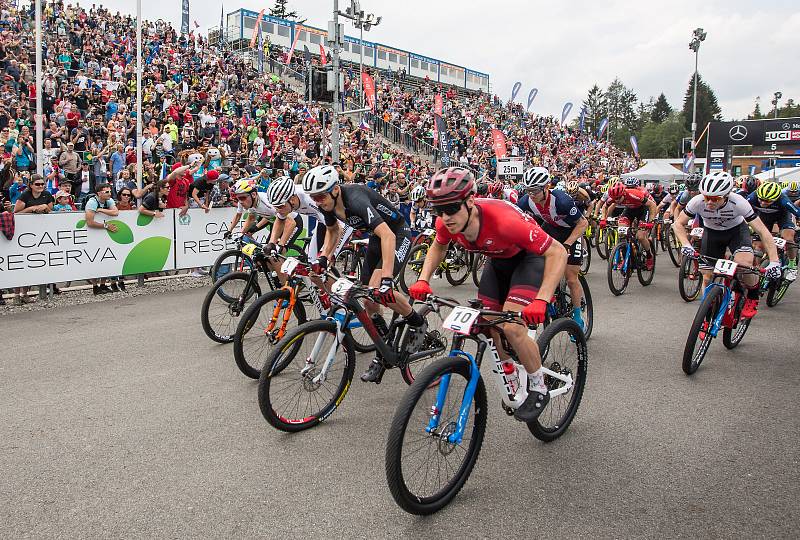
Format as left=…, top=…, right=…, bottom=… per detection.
left=407, top=167, right=568, bottom=423
left=600, top=181, right=660, bottom=270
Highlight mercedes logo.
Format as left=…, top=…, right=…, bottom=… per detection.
left=729, top=124, right=748, bottom=141
left=783, top=123, right=791, bottom=130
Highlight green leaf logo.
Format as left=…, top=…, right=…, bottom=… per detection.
left=122, top=237, right=172, bottom=275
left=76, top=219, right=86, bottom=229
left=106, top=220, right=134, bottom=244
left=137, top=213, right=154, bottom=226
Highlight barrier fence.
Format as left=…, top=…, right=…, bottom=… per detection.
left=0, top=208, right=297, bottom=289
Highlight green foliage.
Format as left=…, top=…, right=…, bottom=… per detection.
left=637, top=112, right=690, bottom=159
left=651, top=93, right=672, bottom=123
left=681, top=73, right=722, bottom=156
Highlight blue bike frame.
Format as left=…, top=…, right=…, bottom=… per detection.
left=425, top=349, right=481, bottom=446
left=699, top=281, right=732, bottom=338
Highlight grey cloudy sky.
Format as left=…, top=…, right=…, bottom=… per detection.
left=74, top=0, right=798, bottom=120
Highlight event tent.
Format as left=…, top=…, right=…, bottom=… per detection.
left=754, top=167, right=800, bottom=183
left=621, top=160, right=689, bottom=184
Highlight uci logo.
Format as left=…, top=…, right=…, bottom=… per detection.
left=729, top=125, right=748, bottom=141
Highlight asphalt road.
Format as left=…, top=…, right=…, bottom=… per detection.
left=2, top=253, right=799, bottom=538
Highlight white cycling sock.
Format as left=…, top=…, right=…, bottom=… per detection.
left=528, top=369, right=547, bottom=394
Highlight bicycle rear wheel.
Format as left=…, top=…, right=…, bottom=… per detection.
left=596, top=228, right=609, bottom=260
left=200, top=272, right=261, bottom=343
left=258, top=320, right=355, bottom=432
left=682, top=285, right=721, bottom=375
left=579, top=241, right=591, bottom=275
left=678, top=256, right=702, bottom=302
left=723, top=291, right=751, bottom=349
left=637, top=246, right=655, bottom=286
left=334, top=247, right=363, bottom=282
left=233, top=289, right=307, bottom=379
left=471, top=253, right=486, bottom=287
left=527, top=319, right=588, bottom=442
left=607, top=243, right=631, bottom=296
left=385, top=356, right=487, bottom=515
left=666, top=229, right=681, bottom=267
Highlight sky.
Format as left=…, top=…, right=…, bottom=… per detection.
left=67, top=0, right=799, bottom=120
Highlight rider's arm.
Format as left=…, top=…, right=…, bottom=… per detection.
left=601, top=201, right=615, bottom=220
left=750, top=216, right=779, bottom=263
left=373, top=222, right=398, bottom=279
left=319, top=222, right=342, bottom=260
left=536, top=241, right=568, bottom=304
left=672, top=210, right=692, bottom=247
left=645, top=198, right=659, bottom=221
left=228, top=211, right=243, bottom=234
left=268, top=216, right=285, bottom=244
left=417, top=239, right=449, bottom=282
left=780, top=196, right=800, bottom=219
left=565, top=216, right=588, bottom=245
left=278, top=218, right=296, bottom=247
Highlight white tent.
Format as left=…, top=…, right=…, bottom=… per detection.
left=621, top=160, right=689, bottom=184
left=754, top=167, right=800, bottom=182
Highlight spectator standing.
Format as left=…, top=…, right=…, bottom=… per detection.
left=83, top=182, right=123, bottom=294
left=12, top=174, right=53, bottom=304
left=58, top=142, right=81, bottom=199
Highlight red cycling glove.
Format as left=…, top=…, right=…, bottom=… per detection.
left=408, top=280, right=433, bottom=301
left=521, top=299, right=549, bottom=325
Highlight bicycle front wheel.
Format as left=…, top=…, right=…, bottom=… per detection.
left=579, top=240, right=591, bottom=275
left=258, top=320, right=355, bottom=432
left=596, top=228, right=609, bottom=260
left=233, top=289, right=307, bottom=379
left=637, top=246, right=656, bottom=286
left=682, top=285, right=721, bottom=375
left=200, top=272, right=261, bottom=343
left=678, top=256, right=702, bottom=302
left=527, top=318, right=588, bottom=442
left=210, top=249, right=254, bottom=284
left=471, top=253, right=486, bottom=287
left=445, top=244, right=470, bottom=286
left=385, top=356, right=487, bottom=515
left=400, top=244, right=428, bottom=293
left=723, top=291, right=751, bottom=349
left=607, top=243, right=631, bottom=296
left=666, top=229, right=681, bottom=267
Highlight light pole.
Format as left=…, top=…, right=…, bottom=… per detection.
left=689, top=27, right=706, bottom=159
left=343, top=1, right=381, bottom=108
left=773, top=91, right=782, bottom=119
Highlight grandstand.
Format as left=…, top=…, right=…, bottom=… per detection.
left=210, top=8, right=491, bottom=94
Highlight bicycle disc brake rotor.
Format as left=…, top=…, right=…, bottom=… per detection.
left=545, top=361, right=572, bottom=392
left=437, top=422, right=458, bottom=455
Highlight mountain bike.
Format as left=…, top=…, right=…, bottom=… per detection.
left=549, top=274, right=593, bottom=339
left=399, top=234, right=470, bottom=292
left=333, top=236, right=368, bottom=283
left=595, top=217, right=618, bottom=260
left=210, top=233, right=258, bottom=284
left=200, top=242, right=290, bottom=344
left=233, top=254, right=375, bottom=379
left=755, top=234, right=798, bottom=308
left=471, top=252, right=487, bottom=287
left=385, top=296, right=587, bottom=515
left=677, top=226, right=704, bottom=302
left=257, top=274, right=450, bottom=432
left=607, top=220, right=656, bottom=296
left=681, top=255, right=765, bottom=375
left=579, top=237, right=591, bottom=275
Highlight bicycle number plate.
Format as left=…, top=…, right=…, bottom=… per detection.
left=618, top=226, right=629, bottom=236
left=280, top=257, right=300, bottom=275
left=422, top=228, right=435, bottom=236
left=331, top=277, right=355, bottom=296
left=691, top=227, right=704, bottom=238
left=713, top=259, right=738, bottom=276
left=442, top=306, right=481, bottom=335
left=774, top=237, right=787, bottom=249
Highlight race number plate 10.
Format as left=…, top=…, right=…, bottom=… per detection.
left=331, top=277, right=355, bottom=296
left=442, top=306, right=481, bottom=335
left=691, top=227, right=704, bottom=238
left=713, top=259, right=738, bottom=276
left=618, top=226, right=629, bottom=236
left=281, top=257, right=300, bottom=275
left=774, top=237, right=787, bottom=249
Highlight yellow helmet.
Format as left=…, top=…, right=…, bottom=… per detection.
left=756, top=181, right=782, bottom=202
left=785, top=180, right=800, bottom=194
left=233, top=179, right=256, bottom=195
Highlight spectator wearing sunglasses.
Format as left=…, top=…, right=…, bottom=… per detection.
left=84, top=182, right=122, bottom=295
left=11, top=174, right=52, bottom=304
left=115, top=188, right=136, bottom=210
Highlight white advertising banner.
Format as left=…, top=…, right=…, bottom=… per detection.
left=0, top=210, right=176, bottom=289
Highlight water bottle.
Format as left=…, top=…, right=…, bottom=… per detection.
left=501, top=361, right=520, bottom=397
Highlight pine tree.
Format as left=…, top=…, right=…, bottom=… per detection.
left=581, top=84, right=606, bottom=135
left=650, top=93, right=672, bottom=123
left=270, top=0, right=304, bottom=23
left=748, top=98, right=763, bottom=120
left=681, top=74, right=722, bottom=156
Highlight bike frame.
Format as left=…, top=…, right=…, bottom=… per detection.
left=425, top=322, right=574, bottom=446
left=699, top=279, right=734, bottom=338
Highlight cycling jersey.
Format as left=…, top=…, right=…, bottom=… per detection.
left=503, top=187, right=518, bottom=204
left=517, top=189, right=583, bottom=230
left=676, top=190, right=698, bottom=207
left=683, top=192, right=757, bottom=231
left=782, top=188, right=800, bottom=204
left=236, top=192, right=282, bottom=219
left=746, top=192, right=800, bottom=220
left=660, top=193, right=675, bottom=206
left=613, top=188, right=652, bottom=209
left=321, top=184, right=407, bottom=234
left=435, top=198, right=552, bottom=259
left=412, top=204, right=435, bottom=231
left=276, top=186, right=324, bottom=222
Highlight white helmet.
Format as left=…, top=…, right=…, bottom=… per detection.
left=266, top=176, right=295, bottom=206
left=555, top=181, right=566, bottom=191
left=410, top=185, right=426, bottom=201
left=302, top=165, right=340, bottom=195
left=700, top=171, right=734, bottom=197
left=522, top=167, right=550, bottom=190
left=624, top=176, right=640, bottom=188
left=187, top=153, right=203, bottom=166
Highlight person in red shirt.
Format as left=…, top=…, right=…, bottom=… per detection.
left=408, top=167, right=567, bottom=423
left=599, top=181, right=660, bottom=269
left=165, top=161, right=197, bottom=215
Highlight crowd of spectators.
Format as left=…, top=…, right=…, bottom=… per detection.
left=0, top=1, right=634, bottom=306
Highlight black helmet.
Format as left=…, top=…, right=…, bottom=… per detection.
left=743, top=175, right=759, bottom=194
left=685, top=173, right=701, bottom=190
left=476, top=182, right=489, bottom=196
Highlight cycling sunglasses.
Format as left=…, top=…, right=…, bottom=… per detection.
left=703, top=195, right=724, bottom=203
left=432, top=201, right=464, bottom=216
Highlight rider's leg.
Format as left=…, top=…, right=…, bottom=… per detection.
left=565, top=264, right=584, bottom=325
left=638, top=229, right=653, bottom=254
left=499, top=302, right=541, bottom=375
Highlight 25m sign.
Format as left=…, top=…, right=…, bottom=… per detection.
left=497, top=158, right=524, bottom=181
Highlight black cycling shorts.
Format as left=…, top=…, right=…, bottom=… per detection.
left=542, top=223, right=583, bottom=266
left=361, top=227, right=413, bottom=285
left=622, top=205, right=649, bottom=223
left=699, top=222, right=753, bottom=269
left=478, top=251, right=545, bottom=310
left=759, top=211, right=794, bottom=232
